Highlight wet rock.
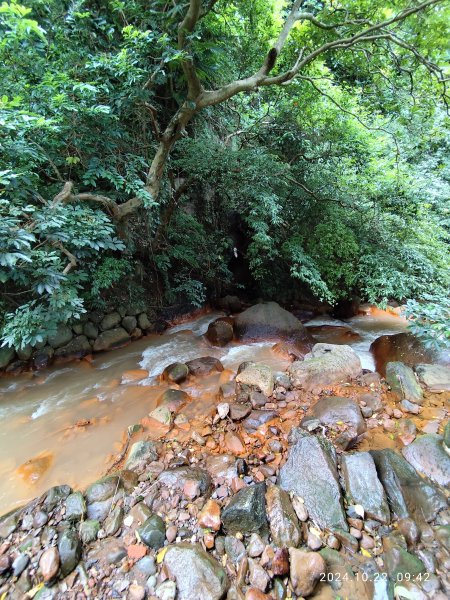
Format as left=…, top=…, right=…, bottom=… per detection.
left=216, top=295, right=242, bottom=314
left=222, top=483, right=267, bottom=534
left=265, top=484, right=301, bottom=548
left=186, top=356, right=224, bottom=376
left=303, top=396, right=366, bottom=435
left=100, top=311, right=121, bottom=331
left=247, top=533, right=265, bottom=557
left=205, top=454, right=237, bottom=483
left=383, top=535, right=425, bottom=581
left=58, top=528, right=81, bottom=577
left=340, top=452, right=390, bottom=523
left=164, top=542, right=229, bottom=600
left=158, top=467, right=212, bottom=496
left=137, top=312, right=152, bottom=330
left=149, top=405, right=172, bottom=425
left=86, top=475, right=120, bottom=503
left=48, top=324, right=73, bottom=349
left=400, top=399, right=421, bottom=414
left=415, top=363, right=450, bottom=392
left=333, top=529, right=359, bottom=553
left=370, top=332, right=436, bottom=375
left=289, top=344, right=361, bottom=393
left=12, top=553, right=29, bottom=577
left=358, top=392, right=383, bottom=412
left=234, top=301, right=314, bottom=346
left=198, top=499, right=221, bottom=531
left=39, top=547, right=60, bottom=582
left=445, top=421, right=450, bottom=450
left=163, top=362, right=189, bottom=383
left=397, top=518, right=420, bottom=548
left=43, top=485, right=72, bottom=510
left=385, top=362, right=423, bottom=404
left=34, top=346, right=54, bottom=369
left=136, top=555, right=156, bottom=576
left=242, top=410, right=278, bottom=432
left=236, top=363, right=274, bottom=397
left=16, top=451, right=54, bottom=484
left=65, top=491, right=86, bottom=522
left=279, top=428, right=347, bottom=531
left=79, top=519, right=100, bottom=544
left=87, top=498, right=115, bottom=522
left=248, top=557, right=270, bottom=591
left=224, top=535, right=246, bottom=562
left=0, top=508, right=21, bottom=538
left=93, top=327, right=130, bottom=351
left=104, top=506, right=124, bottom=536
left=206, top=318, right=234, bottom=346
left=289, top=548, right=326, bottom=597
left=371, top=449, right=447, bottom=521
left=125, top=440, right=158, bottom=471
left=402, top=434, right=450, bottom=487
left=138, top=515, right=166, bottom=549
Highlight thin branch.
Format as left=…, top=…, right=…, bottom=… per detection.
left=178, top=0, right=203, bottom=100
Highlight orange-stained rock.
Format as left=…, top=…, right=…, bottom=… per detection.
left=245, top=588, right=271, bottom=600
left=224, top=432, right=245, bottom=454
left=121, top=369, right=148, bottom=382
left=204, top=532, right=215, bottom=549
left=16, top=452, right=54, bottom=484
left=198, top=499, right=221, bottom=531
left=40, top=547, right=60, bottom=581
left=127, top=544, right=147, bottom=560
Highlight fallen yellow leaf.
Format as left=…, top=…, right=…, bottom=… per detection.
left=157, top=547, right=168, bottom=563
left=360, top=548, right=372, bottom=558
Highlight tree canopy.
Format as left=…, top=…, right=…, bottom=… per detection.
left=0, top=0, right=449, bottom=350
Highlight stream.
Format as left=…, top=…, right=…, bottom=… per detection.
left=0, top=308, right=407, bottom=515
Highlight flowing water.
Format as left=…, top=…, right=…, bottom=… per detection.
left=0, top=307, right=407, bottom=514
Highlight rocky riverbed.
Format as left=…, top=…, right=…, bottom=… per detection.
left=1, top=331, right=449, bottom=600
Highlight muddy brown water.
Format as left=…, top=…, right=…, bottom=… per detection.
left=0, top=308, right=407, bottom=514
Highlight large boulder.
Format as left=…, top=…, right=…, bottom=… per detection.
left=205, top=318, right=234, bottom=347
left=215, top=295, right=243, bottom=314
left=385, top=362, right=423, bottom=404
left=48, top=324, right=73, bottom=349
left=289, top=344, right=362, bottom=393
left=164, top=543, right=229, bottom=600
left=341, top=452, right=390, bottom=523
left=305, top=325, right=361, bottom=345
left=370, top=449, right=447, bottom=522
left=278, top=428, right=348, bottom=531
left=402, top=434, right=450, bottom=487
left=415, top=364, right=450, bottom=393
left=163, top=362, right=189, bottom=383
left=0, top=347, right=15, bottom=369
left=234, top=301, right=314, bottom=347
left=93, top=327, right=130, bottom=352
left=370, top=332, right=436, bottom=376
left=302, top=396, right=366, bottom=436
left=100, top=311, right=121, bottom=331
left=186, top=356, right=224, bottom=376
left=236, top=362, right=274, bottom=396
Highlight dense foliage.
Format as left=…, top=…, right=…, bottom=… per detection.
left=0, top=0, right=449, bottom=350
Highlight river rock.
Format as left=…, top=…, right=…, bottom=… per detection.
left=206, top=318, right=234, bottom=346
left=205, top=454, right=238, bottom=483
left=289, top=344, right=362, bottom=393
left=79, top=519, right=100, bottom=544
left=149, top=405, right=172, bottom=425
left=48, top=324, right=73, bottom=349
left=385, top=362, right=423, bottom=404
left=158, top=466, right=212, bottom=496
left=289, top=548, right=326, bottom=597
left=370, top=448, right=447, bottom=521
left=137, top=312, right=152, bottom=330
left=39, top=547, right=60, bottom=582
left=230, top=402, right=252, bottom=421
left=248, top=557, right=270, bottom=592
left=125, top=440, right=158, bottom=471
left=383, top=534, right=425, bottom=581
left=163, top=361, right=189, bottom=383
left=224, top=535, right=246, bottom=562
left=65, top=491, right=86, bottom=521
left=198, top=499, right=221, bottom=531
left=58, top=528, right=81, bottom=576
left=186, top=356, right=224, bottom=376
left=100, top=311, right=121, bottom=331
left=222, top=483, right=267, bottom=534
left=93, top=327, right=130, bottom=352
left=402, top=434, right=450, bottom=487
left=43, top=484, right=72, bottom=510
left=415, top=363, right=450, bottom=392
left=164, top=543, right=229, bottom=600
left=0, top=346, right=15, bottom=369
left=138, top=514, right=165, bottom=549
left=303, top=396, right=366, bottom=436
left=236, top=363, right=274, bottom=396
left=54, top=335, right=91, bottom=359
left=121, top=315, right=137, bottom=334
left=340, top=452, right=390, bottom=523
left=0, top=508, right=21, bottom=538
left=265, top=484, right=301, bottom=548
left=86, top=475, right=121, bottom=503
left=242, top=410, right=278, bottom=432
left=306, top=325, right=361, bottom=345
left=279, top=428, right=347, bottom=531
left=234, top=301, right=314, bottom=346
left=157, top=388, right=189, bottom=412
left=370, top=332, right=435, bottom=375
left=104, top=506, right=124, bottom=536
